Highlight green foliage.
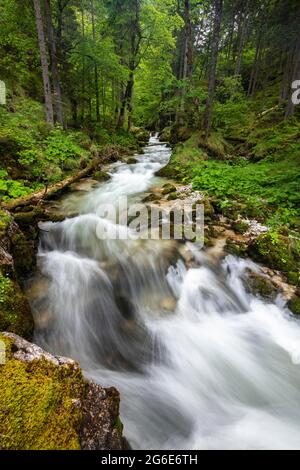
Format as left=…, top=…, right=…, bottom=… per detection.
left=0, top=170, right=33, bottom=201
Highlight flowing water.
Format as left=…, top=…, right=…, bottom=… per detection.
left=28, top=135, right=300, bottom=450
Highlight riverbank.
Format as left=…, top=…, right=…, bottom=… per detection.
left=157, top=124, right=300, bottom=311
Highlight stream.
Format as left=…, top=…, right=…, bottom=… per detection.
left=27, top=135, right=300, bottom=450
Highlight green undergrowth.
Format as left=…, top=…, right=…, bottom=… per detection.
left=0, top=95, right=143, bottom=202
left=165, top=119, right=300, bottom=231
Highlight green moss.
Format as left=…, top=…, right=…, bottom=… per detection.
left=246, top=272, right=276, bottom=300
left=10, top=230, right=36, bottom=278
left=249, top=232, right=299, bottom=276
left=225, top=240, right=248, bottom=257
left=126, top=157, right=138, bottom=165
left=0, top=273, right=33, bottom=338
left=167, top=192, right=177, bottom=201
left=0, top=335, right=86, bottom=450
left=288, top=296, right=300, bottom=315
left=232, top=220, right=249, bottom=234
left=162, top=183, right=176, bottom=195
left=93, top=170, right=110, bottom=182
left=0, top=210, right=13, bottom=238
left=114, top=416, right=124, bottom=435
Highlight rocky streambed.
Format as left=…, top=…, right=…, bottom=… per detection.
left=1, top=135, right=300, bottom=450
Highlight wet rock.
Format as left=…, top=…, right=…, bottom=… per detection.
left=126, top=157, right=138, bottom=165
left=167, top=192, right=177, bottom=201
left=142, top=193, right=161, bottom=203
left=162, top=183, right=176, bottom=195
left=93, top=170, right=111, bottom=182
left=0, top=333, right=126, bottom=450
left=245, top=270, right=277, bottom=300
left=80, top=384, right=125, bottom=450
left=225, top=240, right=248, bottom=258
left=288, top=295, right=300, bottom=315
left=160, top=297, right=177, bottom=312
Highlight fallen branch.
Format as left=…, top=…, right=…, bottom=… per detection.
left=2, top=159, right=100, bottom=212
left=257, top=105, right=280, bottom=119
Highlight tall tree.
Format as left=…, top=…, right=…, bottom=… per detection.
left=90, top=0, right=100, bottom=122
left=44, top=0, right=64, bottom=127
left=33, top=0, right=54, bottom=126
left=203, top=0, right=223, bottom=135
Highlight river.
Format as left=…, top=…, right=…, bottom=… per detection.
left=27, top=135, right=300, bottom=450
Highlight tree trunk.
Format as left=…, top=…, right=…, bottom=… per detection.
left=33, top=0, right=54, bottom=126
left=203, top=0, right=223, bottom=136
left=183, top=0, right=193, bottom=79
left=248, top=32, right=262, bottom=96
left=81, top=5, right=86, bottom=122
left=90, top=0, right=100, bottom=122
left=44, top=0, right=64, bottom=127
left=234, top=8, right=249, bottom=77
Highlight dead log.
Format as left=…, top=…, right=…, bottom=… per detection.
left=2, top=159, right=100, bottom=212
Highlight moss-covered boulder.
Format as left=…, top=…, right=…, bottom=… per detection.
left=244, top=270, right=277, bottom=300
left=93, top=170, right=111, bottom=182
left=167, top=192, right=177, bottom=201
left=288, top=296, right=300, bottom=315
left=248, top=232, right=300, bottom=282
left=142, top=193, right=161, bottom=203
left=225, top=240, right=248, bottom=257
left=162, top=183, right=177, bottom=195
left=0, top=333, right=125, bottom=451
left=126, top=157, right=138, bottom=164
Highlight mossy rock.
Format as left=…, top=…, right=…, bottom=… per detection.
left=0, top=210, right=13, bottom=239
left=287, top=271, right=300, bottom=285
left=0, top=273, right=34, bottom=339
left=126, top=157, right=138, bottom=165
left=142, top=193, right=161, bottom=203
left=162, top=183, right=176, bottom=195
left=93, top=170, right=111, bottom=182
left=245, top=271, right=277, bottom=300
left=0, top=333, right=125, bottom=451
left=0, top=334, right=85, bottom=450
left=232, top=220, right=249, bottom=235
left=10, top=229, right=36, bottom=278
left=13, top=207, right=44, bottom=226
left=288, top=296, right=300, bottom=315
left=225, top=240, right=248, bottom=257
left=248, top=232, right=299, bottom=277
left=167, top=192, right=177, bottom=201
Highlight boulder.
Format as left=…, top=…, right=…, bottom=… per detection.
left=0, top=333, right=126, bottom=451
left=162, top=183, right=176, bottom=195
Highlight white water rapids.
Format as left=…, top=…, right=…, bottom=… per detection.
left=28, top=135, right=300, bottom=450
